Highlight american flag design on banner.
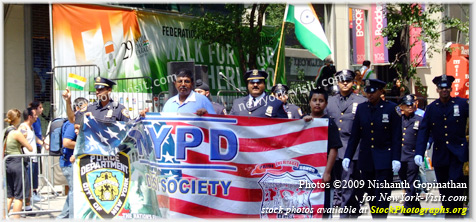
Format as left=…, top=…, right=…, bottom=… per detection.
left=75, top=113, right=329, bottom=219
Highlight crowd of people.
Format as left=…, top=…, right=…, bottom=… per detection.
left=3, top=102, right=45, bottom=218
left=2, top=62, right=468, bottom=219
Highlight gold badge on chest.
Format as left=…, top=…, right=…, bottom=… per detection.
left=265, top=106, right=273, bottom=117
left=106, top=109, right=113, bottom=118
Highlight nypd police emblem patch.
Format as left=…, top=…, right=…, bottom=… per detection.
left=79, top=152, right=131, bottom=218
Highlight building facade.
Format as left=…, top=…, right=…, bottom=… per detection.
left=2, top=4, right=469, bottom=126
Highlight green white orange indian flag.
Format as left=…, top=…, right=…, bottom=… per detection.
left=284, top=4, right=331, bottom=60
left=67, top=73, right=87, bottom=90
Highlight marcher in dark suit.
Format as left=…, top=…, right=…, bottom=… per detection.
left=229, top=70, right=287, bottom=118
left=325, top=70, right=367, bottom=218
left=398, top=94, right=422, bottom=215
left=343, top=79, right=402, bottom=218
left=271, top=84, right=302, bottom=119
left=415, top=74, right=469, bottom=218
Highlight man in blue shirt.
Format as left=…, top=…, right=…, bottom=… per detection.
left=162, top=69, right=216, bottom=114
left=29, top=101, right=45, bottom=202
left=57, top=97, right=87, bottom=219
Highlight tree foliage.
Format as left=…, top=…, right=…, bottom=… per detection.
left=190, top=4, right=271, bottom=75
left=380, top=4, right=468, bottom=96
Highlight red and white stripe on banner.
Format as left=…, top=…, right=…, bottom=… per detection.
left=144, top=113, right=329, bottom=218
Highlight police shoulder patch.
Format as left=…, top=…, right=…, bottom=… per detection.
left=121, top=108, right=130, bottom=118
left=395, top=106, right=402, bottom=117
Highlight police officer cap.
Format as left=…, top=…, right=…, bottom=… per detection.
left=244, top=69, right=268, bottom=83
left=271, top=84, right=289, bottom=95
left=364, top=79, right=386, bottom=93
left=400, top=94, right=416, bottom=105
left=94, top=77, right=116, bottom=89
left=432, top=74, right=455, bottom=88
left=335, top=69, right=355, bottom=82
left=195, top=79, right=210, bottom=91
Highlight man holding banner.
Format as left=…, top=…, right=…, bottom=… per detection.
left=162, top=69, right=216, bottom=115
left=229, top=69, right=287, bottom=118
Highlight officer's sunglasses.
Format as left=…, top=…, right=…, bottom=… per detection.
left=275, top=90, right=287, bottom=97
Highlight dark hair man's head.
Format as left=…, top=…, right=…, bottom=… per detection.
left=176, top=69, right=194, bottom=83
left=309, top=88, right=329, bottom=103
left=175, top=69, right=194, bottom=99
left=73, top=97, right=89, bottom=112
left=23, top=107, right=37, bottom=123
left=363, top=60, right=371, bottom=67
left=29, top=100, right=43, bottom=115
left=309, top=88, right=329, bottom=117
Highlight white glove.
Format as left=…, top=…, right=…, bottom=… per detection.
left=342, top=158, right=350, bottom=172
left=392, top=160, right=401, bottom=173
left=414, top=155, right=423, bottom=167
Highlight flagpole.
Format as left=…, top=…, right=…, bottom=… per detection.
left=273, top=4, right=288, bottom=86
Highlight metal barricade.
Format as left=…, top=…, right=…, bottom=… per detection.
left=3, top=153, right=63, bottom=218
left=110, top=77, right=155, bottom=119
left=51, top=65, right=101, bottom=118
left=216, top=90, right=247, bottom=113
left=157, top=91, right=170, bottom=112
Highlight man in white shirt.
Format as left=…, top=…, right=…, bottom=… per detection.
left=18, top=107, right=39, bottom=215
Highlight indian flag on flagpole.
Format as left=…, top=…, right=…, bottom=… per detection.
left=285, top=4, right=331, bottom=60
left=67, top=73, right=87, bottom=90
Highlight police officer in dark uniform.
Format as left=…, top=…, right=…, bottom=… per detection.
left=398, top=94, right=422, bottom=215
left=194, top=79, right=227, bottom=115
left=77, top=77, right=130, bottom=124
left=343, top=79, right=402, bottom=218
left=325, top=70, right=366, bottom=218
left=415, top=74, right=468, bottom=218
left=271, top=84, right=302, bottom=119
left=229, top=70, right=287, bottom=118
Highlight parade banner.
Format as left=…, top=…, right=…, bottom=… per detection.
left=352, top=8, right=366, bottom=65
left=52, top=4, right=285, bottom=118
left=446, top=44, right=469, bottom=98
left=73, top=113, right=329, bottom=219
left=52, top=4, right=285, bottom=95
left=409, top=4, right=427, bottom=67
left=371, top=4, right=389, bottom=64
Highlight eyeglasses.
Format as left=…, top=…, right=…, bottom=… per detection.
left=249, top=80, right=264, bottom=85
